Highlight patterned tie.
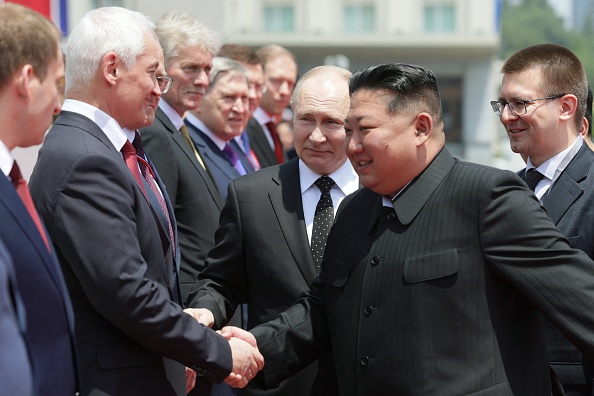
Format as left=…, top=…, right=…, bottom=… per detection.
left=10, top=161, right=50, bottom=251
left=525, top=168, right=545, bottom=191
left=179, top=124, right=206, bottom=170
left=222, top=143, right=247, bottom=176
left=311, top=176, right=336, bottom=271
left=266, top=121, right=284, bottom=164
left=125, top=132, right=176, bottom=255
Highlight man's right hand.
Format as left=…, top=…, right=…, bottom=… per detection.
left=223, top=328, right=264, bottom=388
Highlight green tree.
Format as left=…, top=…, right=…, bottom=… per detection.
left=501, top=0, right=594, bottom=87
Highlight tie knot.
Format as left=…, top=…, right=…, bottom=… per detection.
left=222, top=143, right=238, bottom=165
left=525, top=168, right=545, bottom=191
left=315, top=176, right=335, bottom=193
left=9, top=161, right=23, bottom=185
left=179, top=124, right=189, bottom=137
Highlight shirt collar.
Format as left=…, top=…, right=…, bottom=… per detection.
left=526, top=135, right=583, bottom=181
left=62, top=99, right=129, bottom=151
left=253, top=107, right=274, bottom=126
left=299, top=158, right=359, bottom=196
left=0, top=139, right=13, bottom=178
left=159, top=100, right=185, bottom=130
left=185, top=112, right=227, bottom=150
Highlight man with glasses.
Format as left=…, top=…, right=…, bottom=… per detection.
left=494, top=43, right=594, bottom=396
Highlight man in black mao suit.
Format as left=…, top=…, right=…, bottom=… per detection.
left=0, top=4, right=78, bottom=395
left=139, top=11, right=223, bottom=303
left=29, top=8, right=262, bottom=395
left=497, top=44, right=594, bottom=395
left=189, top=65, right=358, bottom=396
left=223, top=63, right=594, bottom=395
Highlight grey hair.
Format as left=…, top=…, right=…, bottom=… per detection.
left=65, top=7, right=156, bottom=92
left=156, top=10, right=221, bottom=67
left=206, top=57, right=248, bottom=93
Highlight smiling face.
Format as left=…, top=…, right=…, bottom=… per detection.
left=293, top=74, right=349, bottom=175
left=112, top=34, right=165, bottom=130
left=499, top=68, right=567, bottom=166
left=197, top=72, right=249, bottom=141
left=345, top=89, right=422, bottom=196
left=162, top=45, right=212, bottom=115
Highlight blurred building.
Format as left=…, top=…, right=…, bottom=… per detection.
left=15, top=0, right=526, bottom=172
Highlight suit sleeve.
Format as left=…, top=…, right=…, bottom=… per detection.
left=480, top=170, right=594, bottom=358
left=187, top=181, right=249, bottom=329
left=52, top=152, right=232, bottom=380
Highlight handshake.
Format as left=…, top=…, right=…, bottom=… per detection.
left=184, top=308, right=265, bottom=391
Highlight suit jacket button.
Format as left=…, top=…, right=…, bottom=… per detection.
left=371, top=256, right=383, bottom=266
left=364, top=305, right=374, bottom=317
left=387, top=211, right=395, bottom=220
left=360, top=356, right=369, bottom=366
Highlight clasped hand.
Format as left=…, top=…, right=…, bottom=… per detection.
left=220, top=326, right=265, bottom=388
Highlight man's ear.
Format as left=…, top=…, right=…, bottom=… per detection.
left=15, top=64, right=35, bottom=100
left=414, top=112, right=433, bottom=146
left=102, top=52, right=119, bottom=87
left=559, top=94, right=578, bottom=121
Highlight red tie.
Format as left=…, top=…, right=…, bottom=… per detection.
left=122, top=135, right=175, bottom=255
left=10, top=162, right=50, bottom=251
left=266, top=121, right=284, bottom=164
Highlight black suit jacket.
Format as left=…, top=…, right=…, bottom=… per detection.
left=251, top=148, right=594, bottom=395
left=29, top=111, right=233, bottom=395
left=0, top=163, right=78, bottom=396
left=140, top=108, right=224, bottom=302
left=520, top=144, right=594, bottom=392
left=189, top=158, right=337, bottom=396
left=245, top=118, right=279, bottom=169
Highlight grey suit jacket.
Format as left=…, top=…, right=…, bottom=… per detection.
left=251, top=148, right=594, bottom=396
left=30, top=111, right=233, bottom=395
left=140, top=108, right=224, bottom=302
left=520, top=145, right=594, bottom=392
left=186, top=121, right=254, bottom=199
left=189, top=158, right=337, bottom=396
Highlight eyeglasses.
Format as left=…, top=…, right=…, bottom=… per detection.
left=490, top=94, right=565, bottom=116
left=156, top=76, right=173, bottom=94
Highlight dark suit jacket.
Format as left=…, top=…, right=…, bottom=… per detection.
left=0, top=238, right=32, bottom=396
left=29, top=111, right=233, bottom=395
left=186, top=121, right=254, bottom=199
left=140, top=108, right=224, bottom=302
left=251, top=148, right=594, bottom=395
left=0, top=164, right=78, bottom=396
left=520, top=144, right=594, bottom=393
left=245, top=118, right=279, bottom=169
left=189, top=158, right=337, bottom=396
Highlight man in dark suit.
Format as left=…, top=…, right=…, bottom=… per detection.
left=0, top=238, right=32, bottom=396
left=223, top=63, right=594, bottom=395
left=189, top=65, right=357, bottom=396
left=497, top=44, right=594, bottom=395
left=139, top=10, right=223, bottom=305
left=247, top=45, right=297, bottom=168
left=0, top=4, right=78, bottom=395
left=185, top=57, right=254, bottom=199
left=29, top=7, right=262, bottom=395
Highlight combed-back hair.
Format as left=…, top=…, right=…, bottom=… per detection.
left=349, top=63, right=443, bottom=123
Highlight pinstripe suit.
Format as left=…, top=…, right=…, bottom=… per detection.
left=251, top=148, right=594, bottom=395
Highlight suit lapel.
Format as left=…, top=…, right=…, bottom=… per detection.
left=246, top=119, right=276, bottom=166
left=269, top=159, right=317, bottom=282
left=542, top=146, right=592, bottom=224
